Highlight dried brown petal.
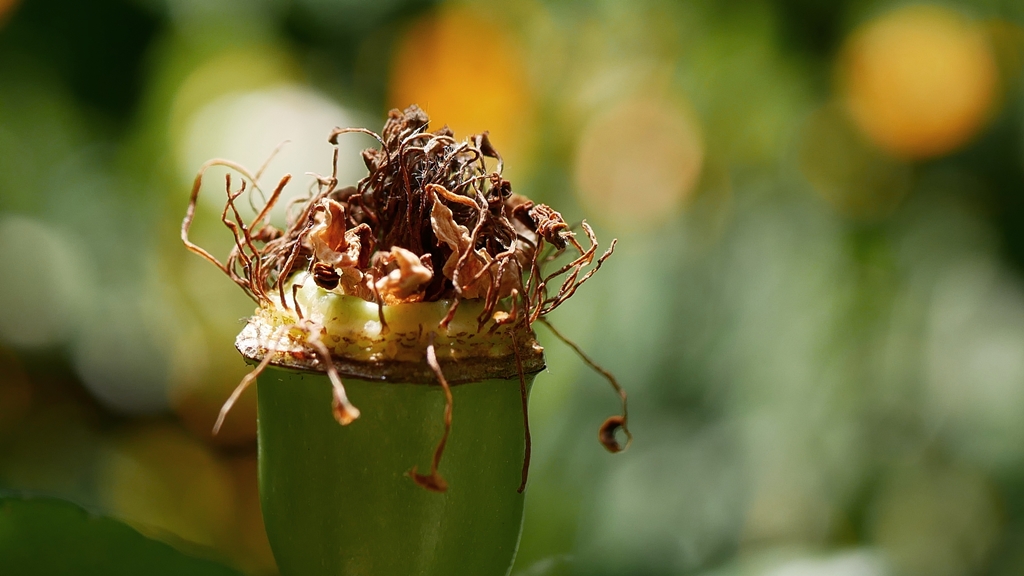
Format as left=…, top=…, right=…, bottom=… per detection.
left=309, top=198, right=375, bottom=290
left=347, top=223, right=375, bottom=269
left=429, top=193, right=497, bottom=299
left=337, top=267, right=367, bottom=298
left=458, top=255, right=495, bottom=300
left=473, top=132, right=499, bottom=159
left=375, top=246, right=433, bottom=303
left=429, top=191, right=473, bottom=257
left=309, top=199, right=356, bottom=267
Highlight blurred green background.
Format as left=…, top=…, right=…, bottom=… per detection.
left=3, top=0, right=1024, bottom=574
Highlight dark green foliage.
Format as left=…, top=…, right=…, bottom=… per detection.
left=0, top=496, right=241, bottom=576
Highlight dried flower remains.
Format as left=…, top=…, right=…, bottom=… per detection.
left=182, top=105, right=630, bottom=492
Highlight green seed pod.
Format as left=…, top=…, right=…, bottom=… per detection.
left=257, top=370, right=531, bottom=575
left=240, top=291, right=543, bottom=575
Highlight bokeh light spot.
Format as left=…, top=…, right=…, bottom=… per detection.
left=169, top=46, right=300, bottom=148
left=840, top=5, right=998, bottom=160
left=760, top=550, right=888, bottom=576
left=924, top=259, right=1024, bottom=469
left=0, top=0, right=19, bottom=26
left=574, top=97, right=703, bottom=230
left=179, top=85, right=366, bottom=225
left=72, top=318, right=170, bottom=414
left=389, top=8, right=532, bottom=167
left=0, top=216, right=84, bottom=348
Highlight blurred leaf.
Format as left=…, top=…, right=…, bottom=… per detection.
left=0, top=495, right=242, bottom=576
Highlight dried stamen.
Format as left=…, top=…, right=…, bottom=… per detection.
left=411, top=333, right=454, bottom=493
left=537, top=317, right=631, bottom=453
left=512, top=330, right=532, bottom=493
left=213, top=340, right=277, bottom=435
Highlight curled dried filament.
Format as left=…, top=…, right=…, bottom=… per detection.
left=537, top=317, right=631, bottom=453
left=410, top=333, right=454, bottom=493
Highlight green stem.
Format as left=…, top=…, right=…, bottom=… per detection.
left=257, top=367, right=533, bottom=576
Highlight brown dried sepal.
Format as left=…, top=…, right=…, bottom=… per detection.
left=429, top=187, right=495, bottom=299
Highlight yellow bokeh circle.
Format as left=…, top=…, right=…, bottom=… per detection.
left=840, top=5, right=998, bottom=160
left=389, top=8, right=532, bottom=166
left=574, top=96, right=704, bottom=230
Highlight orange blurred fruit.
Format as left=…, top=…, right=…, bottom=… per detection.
left=840, top=5, right=998, bottom=160
left=389, top=8, right=532, bottom=166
